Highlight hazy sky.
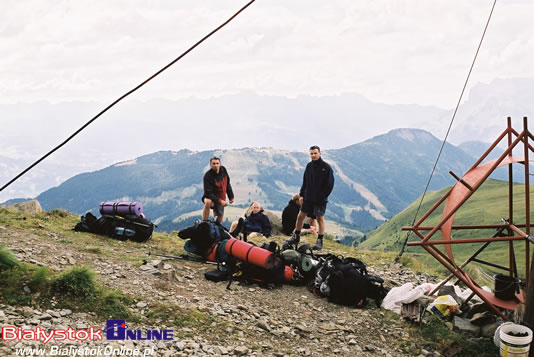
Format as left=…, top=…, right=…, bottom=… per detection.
left=2, top=0, right=533, bottom=107
left=1, top=0, right=534, bottom=201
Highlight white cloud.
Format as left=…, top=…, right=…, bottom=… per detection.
left=1, top=1, right=533, bottom=106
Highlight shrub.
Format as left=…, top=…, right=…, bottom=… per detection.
left=52, top=266, right=96, bottom=298
left=0, top=245, right=19, bottom=270
left=96, top=290, right=131, bottom=319
left=419, top=315, right=498, bottom=356
left=47, top=209, right=69, bottom=218
left=0, top=264, right=34, bottom=305
left=146, top=303, right=213, bottom=328
left=83, top=247, right=103, bottom=255
left=29, top=267, right=52, bottom=292
left=1, top=261, right=132, bottom=320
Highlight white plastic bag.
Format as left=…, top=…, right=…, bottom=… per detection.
left=381, top=283, right=427, bottom=313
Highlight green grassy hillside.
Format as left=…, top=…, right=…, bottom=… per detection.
left=362, top=179, right=533, bottom=279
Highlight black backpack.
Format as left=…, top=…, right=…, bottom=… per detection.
left=110, top=215, right=154, bottom=243
left=204, top=261, right=235, bottom=282
left=178, top=220, right=228, bottom=252
left=74, top=213, right=154, bottom=243
left=74, top=212, right=98, bottom=233
left=311, top=255, right=388, bottom=307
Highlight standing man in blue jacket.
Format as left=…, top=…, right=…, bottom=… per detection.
left=283, top=146, right=334, bottom=251
left=202, top=157, right=234, bottom=224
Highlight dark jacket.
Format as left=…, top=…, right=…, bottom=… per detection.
left=299, top=157, right=334, bottom=204
left=202, top=166, right=234, bottom=204
left=244, top=209, right=272, bottom=237
left=281, top=199, right=299, bottom=235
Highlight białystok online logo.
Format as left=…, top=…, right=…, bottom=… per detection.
left=1, top=326, right=102, bottom=344
left=105, top=320, right=173, bottom=341
left=1, top=320, right=173, bottom=344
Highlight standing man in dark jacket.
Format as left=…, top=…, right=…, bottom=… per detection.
left=202, top=157, right=234, bottom=224
left=283, top=146, right=334, bottom=250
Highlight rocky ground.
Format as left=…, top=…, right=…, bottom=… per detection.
left=0, top=212, right=498, bottom=357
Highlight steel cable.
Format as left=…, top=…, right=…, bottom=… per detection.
left=396, top=0, right=498, bottom=261
left=0, top=0, right=256, bottom=193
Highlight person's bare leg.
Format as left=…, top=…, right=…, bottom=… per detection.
left=308, top=217, right=317, bottom=231
left=202, top=199, right=213, bottom=220
left=295, top=211, right=307, bottom=231
left=229, top=220, right=238, bottom=232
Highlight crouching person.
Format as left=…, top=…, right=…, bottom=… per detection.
left=230, top=202, right=272, bottom=240
left=282, top=194, right=318, bottom=236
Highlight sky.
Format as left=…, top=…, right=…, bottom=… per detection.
left=2, top=0, right=533, bottom=106
left=1, top=0, right=534, bottom=201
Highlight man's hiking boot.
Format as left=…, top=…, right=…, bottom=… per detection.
left=230, top=217, right=244, bottom=237
left=312, top=238, right=323, bottom=251
left=282, top=234, right=300, bottom=250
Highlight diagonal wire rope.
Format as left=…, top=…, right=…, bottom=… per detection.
left=396, top=0, right=498, bottom=261
left=0, top=0, right=256, bottom=193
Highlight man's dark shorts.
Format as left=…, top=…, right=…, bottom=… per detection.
left=301, top=200, right=327, bottom=217
left=212, top=202, right=224, bottom=217
left=203, top=197, right=224, bottom=217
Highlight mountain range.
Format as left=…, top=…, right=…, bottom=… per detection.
left=2, top=77, right=533, bottom=203
left=30, top=128, right=489, bottom=237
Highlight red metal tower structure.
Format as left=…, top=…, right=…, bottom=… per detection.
left=403, top=117, right=533, bottom=319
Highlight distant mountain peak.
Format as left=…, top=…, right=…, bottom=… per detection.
left=359, top=128, right=437, bottom=146
left=114, top=159, right=137, bottom=167
left=388, top=128, right=435, bottom=142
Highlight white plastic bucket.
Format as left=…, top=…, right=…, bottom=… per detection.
left=499, top=323, right=532, bottom=357
left=495, top=322, right=514, bottom=347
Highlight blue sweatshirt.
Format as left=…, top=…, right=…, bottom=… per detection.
left=244, top=209, right=272, bottom=237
